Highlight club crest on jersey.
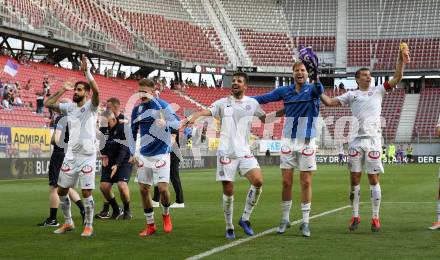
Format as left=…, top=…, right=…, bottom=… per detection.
left=301, top=147, right=315, bottom=156
left=368, top=91, right=373, bottom=96
left=81, top=165, right=93, bottom=174
left=245, top=104, right=251, bottom=110
left=281, top=146, right=291, bottom=154
left=81, top=107, right=86, bottom=113
left=61, top=162, right=71, bottom=173
left=368, top=151, right=381, bottom=159
left=348, top=148, right=359, bottom=157
left=155, top=160, right=167, bottom=169
left=219, top=156, right=231, bottom=165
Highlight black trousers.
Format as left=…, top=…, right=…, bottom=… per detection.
left=153, top=158, right=184, bottom=203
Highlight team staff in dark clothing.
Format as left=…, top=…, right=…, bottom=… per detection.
left=96, top=97, right=129, bottom=218
left=153, top=128, right=184, bottom=208
left=38, top=98, right=85, bottom=227
left=97, top=110, right=132, bottom=220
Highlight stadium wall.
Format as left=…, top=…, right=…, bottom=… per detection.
left=1, top=156, right=439, bottom=180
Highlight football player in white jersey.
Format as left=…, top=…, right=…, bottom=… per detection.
left=320, top=44, right=409, bottom=232
left=183, top=72, right=273, bottom=239
left=429, top=114, right=440, bottom=230
left=44, top=55, right=99, bottom=237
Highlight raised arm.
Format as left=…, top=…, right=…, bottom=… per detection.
left=44, top=81, right=73, bottom=113
left=388, top=44, right=410, bottom=88
left=81, top=55, right=99, bottom=107
left=320, top=93, right=341, bottom=107
left=181, top=109, right=213, bottom=128
left=252, top=88, right=282, bottom=105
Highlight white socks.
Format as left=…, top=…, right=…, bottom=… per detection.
left=223, top=194, right=234, bottom=230
left=281, top=200, right=292, bottom=222
left=301, top=202, right=311, bottom=224
left=370, top=184, right=381, bottom=219
left=84, top=196, right=94, bottom=227
left=241, top=185, right=262, bottom=222
left=437, top=199, right=440, bottom=222
left=59, top=195, right=72, bottom=225
left=351, top=185, right=361, bottom=217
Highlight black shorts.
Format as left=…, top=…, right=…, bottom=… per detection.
left=49, top=152, right=65, bottom=186
left=100, top=163, right=132, bottom=184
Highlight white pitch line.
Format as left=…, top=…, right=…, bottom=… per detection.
left=186, top=205, right=351, bottom=260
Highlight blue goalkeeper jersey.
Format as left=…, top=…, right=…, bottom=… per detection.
left=130, top=98, right=180, bottom=157
left=253, top=82, right=323, bottom=140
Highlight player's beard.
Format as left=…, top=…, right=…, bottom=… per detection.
left=73, top=94, right=85, bottom=103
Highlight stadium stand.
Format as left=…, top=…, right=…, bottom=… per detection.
left=0, top=56, right=198, bottom=126
left=347, top=0, right=440, bottom=70
left=219, top=0, right=293, bottom=66
left=412, top=87, right=440, bottom=141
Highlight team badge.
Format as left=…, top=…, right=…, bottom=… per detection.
left=219, top=156, right=231, bottom=165
left=368, top=91, right=373, bottom=96
left=301, top=147, right=315, bottom=156
left=245, top=104, right=251, bottom=110
left=155, top=160, right=167, bottom=168
left=348, top=148, right=359, bottom=157
left=61, top=162, right=71, bottom=173
left=368, top=151, right=381, bottom=159
left=281, top=146, right=291, bottom=154
left=81, top=165, right=93, bottom=174
left=81, top=107, right=86, bottom=113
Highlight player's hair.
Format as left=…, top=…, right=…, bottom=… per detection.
left=139, top=78, right=155, bottom=88
left=292, top=60, right=306, bottom=71
left=75, top=81, right=91, bottom=91
left=355, top=68, right=370, bottom=78
left=107, top=97, right=120, bottom=106
left=101, top=110, right=115, bottom=119
left=232, top=72, right=249, bottom=84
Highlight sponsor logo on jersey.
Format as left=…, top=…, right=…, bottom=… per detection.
left=61, top=162, right=71, bottom=173
left=302, top=147, right=315, bottom=156
left=81, top=165, right=93, bottom=174
left=281, top=145, right=291, bottom=154
left=348, top=148, right=359, bottom=157
left=219, top=156, right=232, bottom=165
left=368, top=151, right=381, bottom=159
left=155, top=160, right=167, bottom=169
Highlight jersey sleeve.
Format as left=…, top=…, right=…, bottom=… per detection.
left=252, top=87, right=283, bottom=104
left=375, top=83, right=387, bottom=96
left=337, top=92, right=351, bottom=106
left=253, top=100, right=266, bottom=118
left=208, top=99, right=223, bottom=117
left=59, top=102, right=72, bottom=115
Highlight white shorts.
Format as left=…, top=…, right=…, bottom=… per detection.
left=135, top=154, right=170, bottom=186
left=348, top=137, right=383, bottom=174
left=58, top=154, right=96, bottom=189
left=216, top=155, right=260, bottom=182
left=280, top=138, right=317, bottom=171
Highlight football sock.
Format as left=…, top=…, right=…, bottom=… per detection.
left=242, top=185, right=262, bottom=222
left=351, top=185, right=361, bottom=217
left=161, top=203, right=170, bottom=216
left=144, top=208, right=154, bottom=224
left=59, top=195, right=72, bottom=225
left=103, top=202, right=110, bottom=212
left=281, top=200, right=292, bottom=222
left=123, top=201, right=130, bottom=212
left=437, top=199, right=440, bottom=222
left=301, top=202, right=311, bottom=224
left=75, top=200, right=85, bottom=215
left=49, top=207, right=58, bottom=220
left=370, top=184, right=381, bottom=219
left=108, top=197, right=119, bottom=213
left=84, top=196, right=95, bottom=227
left=223, top=194, right=234, bottom=230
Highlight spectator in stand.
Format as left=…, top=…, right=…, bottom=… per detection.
left=14, top=93, right=23, bottom=106
left=43, top=76, right=51, bottom=97
left=24, top=79, right=32, bottom=91
left=36, top=91, right=45, bottom=114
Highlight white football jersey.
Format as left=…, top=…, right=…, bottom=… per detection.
left=337, top=85, right=386, bottom=141
left=208, top=95, right=265, bottom=158
left=60, top=100, right=98, bottom=157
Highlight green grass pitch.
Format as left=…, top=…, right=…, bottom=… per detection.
left=0, top=164, right=439, bottom=259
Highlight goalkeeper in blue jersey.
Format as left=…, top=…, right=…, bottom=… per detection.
left=253, top=47, right=323, bottom=237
